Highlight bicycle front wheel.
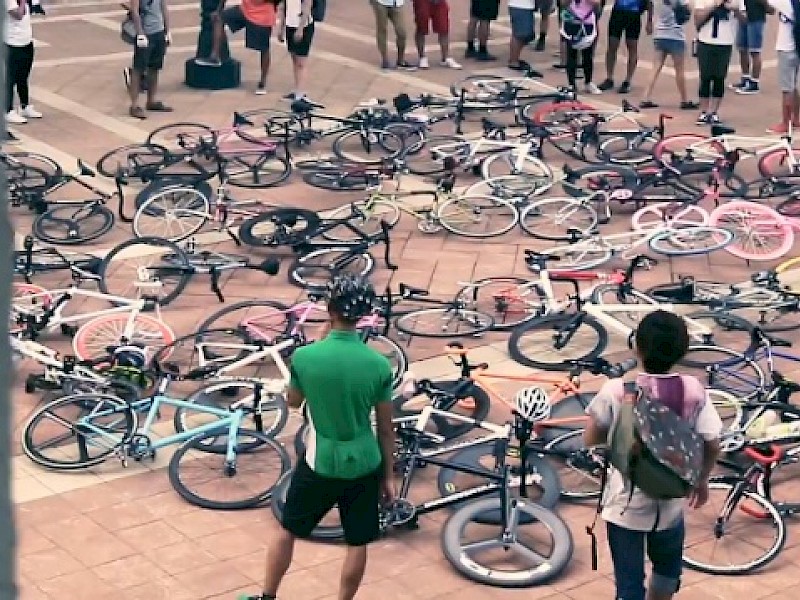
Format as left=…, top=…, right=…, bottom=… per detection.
left=332, top=128, right=404, bottom=165
left=395, top=307, right=494, bottom=338
left=481, top=150, right=554, bottom=189
left=168, top=428, right=291, bottom=510
left=132, top=184, right=210, bottom=242
left=33, top=203, right=115, bottom=245
left=683, top=479, right=786, bottom=575
left=288, top=248, right=375, bottom=289
left=679, top=344, right=765, bottom=401
left=508, top=313, right=608, bottom=370
left=631, top=203, right=709, bottom=230
left=437, top=195, right=519, bottom=238
left=520, top=197, right=598, bottom=241
left=647, top=226, right=734, bottom=257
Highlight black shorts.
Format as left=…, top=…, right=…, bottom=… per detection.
left=223, top=5, right=271, bottom=52
left=470, top=0, right=500, bottom=21
left=281, top=459, right=382, bottom=546
left=132, top=31, right=167, bottom=71
left=608, top=8, right=642, bottom=40
left=286, top=23, right=315, bottom=57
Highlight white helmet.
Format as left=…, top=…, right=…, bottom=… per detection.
left=514, top=386, right=552, bottom=422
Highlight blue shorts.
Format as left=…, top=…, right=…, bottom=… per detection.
left=509, top=7, right=536, bottom=43
left=654, top=38, right=685, bottom=55
left=736, top=21, right=764, bottom=52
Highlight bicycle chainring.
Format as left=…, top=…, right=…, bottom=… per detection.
left=384, top=499, right=416, bottom=527
left=127, top=434, right=156, bottom=461
left=417, top=215, right=443, bottom=234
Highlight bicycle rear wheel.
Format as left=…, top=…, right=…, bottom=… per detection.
left=168, top=428, right=291, bottom=510
left=679, top=344, right=765, bottom=401
left=481, top=150, right=554, bottom=187
left=404, top=135, right=469, bottom=175
left=321, top=198, right=401, bottom=241
left=145, top=122, right=216, bottom=152
left=132, top=183, right=210, bottom=242
left=223, top=151, right=292, bottom=188
left=332, top=128, right=404, bottom=165
left=437, top=195, right=519, bottom=238
left=5, top=151, right=62, bottom=190
left=238, top=208, right=321, bottom=248
left=395, top=307, right=494, bottom=338
left=534, top=241, right=613, bottom=271
left=709, top=202, right=795, bottom=261
left=508, top=313, right=608, bottom=371
left=288, top=248, right=375, bottom=289
left=32, top=203, right=115, bottom=245
left=631, top=203, right=709, bottom=230
left=647, top=226, right=734, bottom=257
left=456, top=277, right=543, bottom=331
left=198, top=299, right=293, bottom=342
left=302, top=169, right=370, bottom=191
left=520, top=197, right=598, bottom=241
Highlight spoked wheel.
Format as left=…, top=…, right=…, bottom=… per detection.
left=465, top=174, right=548, bottom=200
left=542, top=429, right=603, bottom=501
left=32, top=203, right=115, bottom=245
left=198, top=299, right=293, bottom=343
left=332, top=129, right=404, bottom=165
left=365, top=334, right=408, bottom=390
left=437, top=195, right=519, bottom=238
left=520, top=197, right=598, bottom=241
left=679, top=345, right=765, bottom=401
left=559, top=164, right=638, bottom=199
left=682, top=478, right=786, bottom=575
left=270, top=469, right=346, bottom=540
left=238, top=208, right=321, bottom=248
left=648, top=226, right=734, bottom=257
left=169, top=428, right=291, bottom=510
left=98, top=236, right=192, bottom=305
left=441, top=497, right=574, bottom=587
left=596, top=133, right=659, bottom=166
left=5, top=151, right=62, bottom=190
left=709, top=202, right=795, bottom=262
left=508, top=313, right=608, bottom=370
left=758, top=147, right=800, bottom=179
left=652, top=134, right=722, bottom=166
left=22, top=393, right=136, bottom=470
left=456, top=277, right=543, bottom=331
left=404, top=135, right=470, bottom=175
left=132, top=183, right=210, bottom=242
left=72, top=313, right=175, bottom=361
left=481, top=151, right=554, bottom=189
left=302, top=169, right=371, bottom=191
left=534, top=241, right=613, bottom=271
left=590, top=283, right=660, bottom=331
left=682, top=311, right=758, bottom=356
left=96, top=143, right=169, bottom=178
left=394, top=307, right=495, bottom=338
left=288, top=248, right=375, bottom=289
left=631, top=202, right=710, bottom=230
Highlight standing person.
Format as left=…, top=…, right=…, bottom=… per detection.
left=639, top=0, right=699, bottom=109
left=371, top=0, right=415, bottom=69
left=412, top=0, right=462, bottom=69
left=534, top=0, right=555, bottom=50
left=277, top=0, right=317, bottom=101
left=560, top=0, right=603, bottom=93
left=127, top=0, right=172, bottom=119
left=730, top=0, right=772, bottom=94
left=465, top=0, right=500, bottom=60
left=584, top=310, right=723, bottom=600
left=195, top=0, right=278, bottom=94
left=6, top=0, right=42, bottom=124
left=767, top=0, right=800, bottom=133
left=597, top=0, right=654, bottom=93
left=242, top=275, right=396, bottom=600
left=508, top=0, right=537, bottom=70
left=693, top=0, right=744, bottom=125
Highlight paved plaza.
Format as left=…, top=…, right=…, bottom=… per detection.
left=10, top=0, right=800, bottom=598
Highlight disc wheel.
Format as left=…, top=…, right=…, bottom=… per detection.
left=32, top=203, right=115, bottom=245
left=508, top=313, right=608, bottom=370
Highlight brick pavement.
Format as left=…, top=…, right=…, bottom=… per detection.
left=9, top=0, right=800, bottom=598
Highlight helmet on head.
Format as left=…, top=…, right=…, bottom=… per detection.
left=326, top=274, right=376, bottom=321
left=514, top=386, right=552, bottom=422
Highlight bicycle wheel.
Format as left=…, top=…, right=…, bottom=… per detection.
left=72, top=313, right=175, bottom=361
left=96, top=143, right=169, bottom=178
left=652, top=134, right=722, bottom=165
left=682, top=311, right=758, bottom=356
left=726, top=301, right=800, bottom=333
left=367, top=334, right=408, bottom=389
left=519, top=197, right=598, bottom=241
left=223, top=151, right=292, bottom=188
left=648, top=226, right=734, bottom=257
left=776, top=255, right=800, bottom=294
left=535, top=241, right=613, bottom=271
left=321, top=198, right=401, bottom=241
left=173, top=379, right=289, bottom=452
left=528, top=101, right=598, bottom=126
left=198, top=299, right=293, bottom=343
left=437, top=444, right=562, bottom=522
left=270, top=469, right=345, bottom=540
left=631, top=203, right=709, bottom=230
left=542, top=429, right=603, bottom=500
left=465, top=174, right=547, bottom=200
left=457, top=277, right=543, bottom=331
left=168, top=428, right=290, bottom=510
left=683, top=478, right=785, bottom=575
left=709, top=202, right=795, bottom=261
left=404, top=135, right=469, bottom=175
left=145, top=122, right=216, bottom=152
left=508, top=313, right=608, bottom=370
left=5, top=151, right=62, bottom=190
left=481, top=150, right=554, bottom=186
left=395, top=307, right=494, bottom=338
left=238, top=208, right=321, bottom=248
left=98, top=236, right=192, bottom=305
left=758, top=147, right=800, bottom=179
left=450, top=74, right=521, bottom=100
left=32, top=203, right=115, bottom=245
left=596, top=133, right=658, bottom=166
left=302, top=169, right=370, bottom=191
left=288, top=248, right=375, bottom=289
left=332, top=128, right=404, bottom=165
left=679, top=345, right=765, bottom=401
left=437, top=195, right=519, bottom=238
left=132, top=183, right=210, bottom=242
left=22, top=393, right=136, bottom=470
left=441, top=497, right=574, bottom=587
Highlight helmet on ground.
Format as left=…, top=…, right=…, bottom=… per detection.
left=113, top=345, right=147, bottom=370
left=514, top=386, right=552, bottom=422
left=327, top=274, right=376, bottom=321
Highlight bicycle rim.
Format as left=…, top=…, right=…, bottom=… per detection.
left=395, top=307, right=494, bottom=338
left=481, top=150, right=554, bottom=187
left=288, top=248, right=375, bottom=289
left=321, top=198, right=401, bottom=241
left=508, top=314, right=607, bottom=370
left=72, top=313, right=175, bottom=361
left=302, top=169, right=369, bottom=191
left=96, top=143, right=168, bottom=178
left=596, top=134, right=657, bottom=166
left=133, top=187, right=209, bottom=242
left=457, top=277, right=543, bottom=331
left=145, top=122, right=216, bottom=153
left=542, top=428, right=602, bottom=500
left=535, top=242, right=612, bottom=271
left=365, top=334, right=407, bottom=389
left=631, top=203, right=709, bottom=230
left=682, top=311, right=758, bottom=356
left=33, top=204, right=114, bottom=245
left=198, top=300, right=292, bottom=343
left=648, top=226, right=733, bottom=256
left=438, top=195, right=519, bottom=238
left=465, top=174, right=546, bottom=200
left=709, top=202, right=795, bottom=261
left=333, top=129, right=403, bottom=164
left=520, top=197, right=598, bottom=241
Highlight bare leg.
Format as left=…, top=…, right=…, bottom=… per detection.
left=672, top=52, right=688, bottom=103
left=624, top=39, right=638, bottom=83
left=259, top=49, right=270, bottom=87
left=292, top=55, right=307, bottom=96
left=438, top=33, right=450, bottom=62
left=793, top=90, right=800, bottom=124
left=145, top=68, right=158, bottom=106
left=262, top=528, right=296, bottom=597
left=415, top=30, right=425, bottom=61
left=605, top=37, right=621, bottom=81
left=338, top=545, right=368, bottom=600
left=509, top=36, right=525, bottom=65
left=641, top=50, right=666, bottom=102
left=478, top=20, right=490, bottom=47
left=467, top=16, right=478, bottom=45
left=750, top=51, right=762, bottom=81
left=129, top=67, right=143, bottom=110
left=738, top=48, right=750, bottom=80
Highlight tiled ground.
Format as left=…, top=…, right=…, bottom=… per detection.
left=9, top=0, right=800, bottom=598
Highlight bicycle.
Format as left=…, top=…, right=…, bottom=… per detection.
left=14, top=236, right=102, bottom=283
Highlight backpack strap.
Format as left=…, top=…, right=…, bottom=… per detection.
left=623, top=381, right=639, bottom=402
left=586, top=449, right=609, bottom=571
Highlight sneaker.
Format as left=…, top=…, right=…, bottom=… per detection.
left=2, top=131, right=20, bottom=145
left=465, top=45, right=477, bottom=58
left=736, top=79, right=760, bottom=95
left=584, top=82, right=602, bottom=95
left=534, top=36, right=546, bottom=52
left=418, top=56, right=430, bottom=69
left=6, top=110, right=26, bottom=124
left=696, top=112, right=709, bottom=125
left=708, top=113, right=721, bottom=125
left=255, top=83, right=267, bottom=95
left=441, top=57, right=462, bottom=69
left=767, top=122, right=789, bottom=135
left=618, top=81, right=631, bottom=94
left=597, top=78, right=614, bottom=91
left=729, top=77, right=749, bottom=90
left=475, top=50, right=497, bottom=61
left=20, top=105, right=42, bottom=119
left=194, top=56, right=222, bottom=67
left=396, top=60, right=417, bottom=71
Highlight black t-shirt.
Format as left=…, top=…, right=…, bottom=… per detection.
left=744, top=0, right=767, bottom=22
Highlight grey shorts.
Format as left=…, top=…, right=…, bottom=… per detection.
left=654, top=38, right=684, bottom=55
left=779, top=50, right=800, bottom=92
left=509, top=7, right=535, bottom=43
left=222, top=5, right=271, bottom=52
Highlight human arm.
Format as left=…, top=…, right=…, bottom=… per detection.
left=287, top=385, right=304, bottom=409
left=688, top=393, right=724, bottom=509
left=644, top=0, right=653, bottom=35
left=8, top=0, right=26, bottom=20
left=277, top=0, right=286, bottom=41
left=161, top=0, right=171, bottom=42
left=375, top=400, right=396, bottom=502
left=693, top=0, right=724, bottom=30
left=582, top=380, right=617, bottom=447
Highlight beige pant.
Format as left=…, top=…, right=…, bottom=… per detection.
left=371, top=0, right=407, bottom=61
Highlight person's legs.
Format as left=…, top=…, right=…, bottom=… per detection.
left=696, top=42, right=712, bottom=122
left=286, top=24, right=314, bottom=97
left=261, top=527, right=296, bottom=598
left=672, top=49, right=692, bottom=105
left=641, top=48, right=666, bottom=104
left=371, top=0, right=390, bottom=65
left=607, top=521, right=647, bottom=600
left=388, top=6, right=411, bottom=66
left=645, top=520, right=684, bottom=600
left=339, top=546, right=368, bottom=600
left=477, top=20, right=491, bottom=56
left=733, top=21, right=750, bottom=89
left=535, top=0, right=552, bottom=50
left=337, top=469, right=381, bottom=600
left=508, top=7, right=534, bottom=68
left=129, top=42, right=149, bottom=118
left=412, top=0, right=429, bottom=63
left=583, top=44, right=596, bottom=88
left=6, top=45, right=20, bottom=114
left=566, top=45, right=579, bottom=88
left=619, top=13, right=642, bottom=92
left=16, top=43, right=34, bottom=110
left=466, top=0, right=479, bottom=56
left=738, top=22, right=763, bottom=93
left=600, top=9, right=624, bottom=89
left=772, top=51, right=800, bottom=132
left=432, top=0, right=455, bottom=64
left=144, top=33, right=170, bottom=110
left=707, top=44, right=732, bottom=118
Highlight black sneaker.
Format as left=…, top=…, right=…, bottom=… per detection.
left=597, top=78, right=614, bottom=91
left=465, top=46, right=477, bottom=58
left=736, top=79, right=760, bottom=95
left=475, top=50, right=497, bottom=61
left=618, top=80, right=631, bottom=94
left=696, top=112, right=709, bottom=126
left=534, top=36, right=546, bottom=52
left=729, top=77, right=748, bottom=91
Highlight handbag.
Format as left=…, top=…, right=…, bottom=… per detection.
left=120, top=3, right=138, bottom=44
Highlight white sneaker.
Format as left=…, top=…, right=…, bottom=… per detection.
left=6, top=110, right=26, bottom=124
left=584, top=83, right=603, bottom=95
left=418, top=56, right=430, bottom=69
left=20, top=105, right=42, bottom=119
left=441, top=57, right=463, bottom=69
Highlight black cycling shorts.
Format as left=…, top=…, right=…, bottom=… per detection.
left=470, top=0, right=500, bottom=20
left=608, top=8, right=642, bottom=40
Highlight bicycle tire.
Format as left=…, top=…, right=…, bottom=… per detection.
left=238, top=208, right=321, bottom=248
left=683, top=478, right=785, bottom=575
left=394, top=307, right=494, bottom=338
left=456, top=277, right=543, bottom=331
left=96, top=142, right=169, bottom=178
left=725, top=302, right=800, bottom=333
left=560, top=163, right=639, bottom=198
left=302, top=169, right=370, bottom=191
left=331, top=128, right=404, bottom=165
left=145, top=121, right=217, bottom=152
left=98, top=236, right=192, bottom=305
left=481, top=150, right=554, bottom=187
left=22, top=393, right=136, bottom=470
left=708, top=202, right=795, bottom=262
left=508, top=313, right=608, bottom=371
left=404, top=135, right=470, bottom=176
left=437, top=195, right=519, bottom=238
left=758, top=147, right=800, bottom=179
left=224, top=151, right=292, bottom=188
left=321, top=198, right=402, bottom=241
left=270, top=469, right=346, bottom=540
left=465, top=174, right=548, bottom=200
left=776, top=195, right=800, bottom=217
left=450, top=74, right=521, bottom=100
left=596, top=133, right=659, bottom=166
left=519, top=197, right=599, bottom=241
left=367, top=334, right=408, bottom=389
left=441, top=497, right=574, bottom=587
left=5, top=151, right=62, bottom=190
left=72, top=313, right=175, bottom=361
left=134, top=178, right=214, bottom=212
left=631, top=202, right=709, bottom=230
left=32, top=203, right=115, bottom=245
left=168, top=428, right=291, bottom=510
left=288, top=247, right=375, bottom=289
left=198, top=299, right=293, bottom=342
left=236, top=108, right=299, bottom=143
left=437, top=444, right=562, bottom=521
left=173, top=379, right=289, bottom=453
left=527, top=100, right=598, bottom=126
left=647, top=226, right=734, bottom=256
left=132, top=183, right=210, bottom=242
left=542, top=428, right=602, bottom=500
left=679, top=344, right=765, bottom=401
left=652, top=134, right=722, bottom=165
left=534, top=241, right=613, bottom=271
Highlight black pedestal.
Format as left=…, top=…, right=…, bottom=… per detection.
left=185, top=58, right=241, bottom=89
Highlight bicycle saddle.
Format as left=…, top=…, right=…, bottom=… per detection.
left=290, top=98, right=324, bottom=114
left=393, top=93, right=414, bottom=114
left=711, top=124, right=736, bottom=137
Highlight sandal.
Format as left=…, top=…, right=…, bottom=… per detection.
left=639, top=100, right=658, bottom=109
left=129, top=106, right=146, bottom=120
left=680, top=101, right=700, bottom=110
left=146, top=101, right=173, bottom=112
left=508, top=60, right=530, bottom=72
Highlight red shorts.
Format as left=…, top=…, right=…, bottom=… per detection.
left=413, top=0, right=449, bottom=35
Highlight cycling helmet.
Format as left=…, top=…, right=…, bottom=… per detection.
left=514, top=386, right=552, bottom=422
left=326, top=274, right=377, bottom=321
left=113, top=345, right=147, bottom=370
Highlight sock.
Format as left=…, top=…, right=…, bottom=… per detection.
left=539, top=33, right=546, bottom=41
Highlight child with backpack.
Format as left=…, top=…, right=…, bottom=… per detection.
left=583, top=310, right=723, bottom=600
left=559, top=0, right=602, bottom=93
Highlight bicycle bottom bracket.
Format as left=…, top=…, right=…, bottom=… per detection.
left=385, top=499, right=415, bottom=527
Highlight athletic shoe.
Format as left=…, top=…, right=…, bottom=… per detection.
left=396, top=61, right=417, bottom=71
left=6, top=110, right=26, bottom=124
left=20, top=105, right=42, bottom=119
left=255, top=83, right=267, bottom=95
left=708, top=113, right=721, bottom=125
left=475, top=50, right=497, bottom=61
left=584, top=82, right=602, bottom=95
left=696, top=112, right=709, bottom=125
left=418, top=56, right=430, bottom=69
left=441, top=57, right=462, bottom=69
left=597, top=78, right=614, bottom=91
left=465, top=45, right=477, bottom=58
left=729, top=77, right=748, bottom=90
left=767, top=123, right=790, bottom=135
left=618, top=80, right=631, bottom=94
left=380, top=59, right=391, bottom=69
left=736, top=79, right=760, bottom=95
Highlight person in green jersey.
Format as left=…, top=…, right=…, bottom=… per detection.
left=246, top=274, right=396, bottom=600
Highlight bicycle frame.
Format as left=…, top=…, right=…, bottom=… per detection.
left=11, top=337, right=106, bottom=385
left=189, top=336, right=294, bottom=386
left=433, top=136, right=535, bottom=173
left=689, top=134, right=794, bottom=167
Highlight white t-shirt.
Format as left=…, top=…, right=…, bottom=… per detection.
left=284, top=0, right=313, bottom=27
left=771, top=0, right=795, bottom=52
left=5, top=0, right=32, bottom=47
left=374, top=0, right=404, bottom=6
left=509, top=0, right=537, bottom=8
left=694, top=0, right=744, bottom=45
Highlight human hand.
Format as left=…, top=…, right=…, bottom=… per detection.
left=293, top=26, right=304, bottom=43
left=136, top=34, right=149, bottom=48
left=688, top=480, right=709, bottom=509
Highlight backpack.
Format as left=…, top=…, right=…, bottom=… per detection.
left=608, top=381, right=705, bottom=500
